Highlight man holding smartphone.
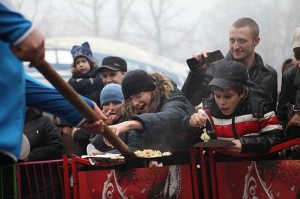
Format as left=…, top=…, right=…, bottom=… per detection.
left=182, top=17, right=278, bottom=111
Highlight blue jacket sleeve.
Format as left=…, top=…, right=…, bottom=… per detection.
left=25, top=74, right=94, bottom=126
left=0, top=2, right=33, bottom=44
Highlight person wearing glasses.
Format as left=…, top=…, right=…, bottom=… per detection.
left=108, top=69, right=199, bottom=152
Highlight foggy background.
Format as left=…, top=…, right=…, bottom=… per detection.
left=8, top=0, right=300, bottom=90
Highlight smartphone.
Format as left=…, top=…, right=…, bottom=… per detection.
left=186, top=50, right=224, bottom=68
left=201, top=50, right=224, bottom=64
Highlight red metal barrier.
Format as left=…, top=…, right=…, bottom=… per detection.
left=70, top=150, right=199, bottom=199
left=4, top=138, right=298, bottom=199
left=198, top=138, right=300, bottom=199
left=0, top=159, right=67, bottom=199
left=16, top=159, right=65, bottom=199
left=62, top=155, right=71, bottom=199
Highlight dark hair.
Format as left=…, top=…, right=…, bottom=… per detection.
left=211, top=82, right=246, bottom=96
left=281, top=58, right=294, bottom=73
left=232, top=17, right=259, bottom=39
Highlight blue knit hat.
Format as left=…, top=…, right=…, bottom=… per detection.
left=71, top=42, right=94, bottom=65
left=100, top=83, right=124, bottom=106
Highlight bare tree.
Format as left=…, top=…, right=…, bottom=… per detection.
left=8, top=0, right=44, bottom=22
left=131, top=0, right=183, bottom=56
left=114, top=0, right=135, bottom=40
left=68, top=0, right=106, bottom=36
left=8, top=0, right=54, bottom=37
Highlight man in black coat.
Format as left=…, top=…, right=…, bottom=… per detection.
left=182, top=17, right=278, bottom=111
left=277, top=27, right=300, bottom=159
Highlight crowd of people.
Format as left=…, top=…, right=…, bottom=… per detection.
left=1, top=2, right=300, bottom=168
left=2, top=1, right=300, bottom=198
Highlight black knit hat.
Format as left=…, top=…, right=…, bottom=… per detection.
left=122, top=69, right=156, bottom=100
left=208, top=60, right=248, bottom=89
left=100, top=56, right=127, bottom=72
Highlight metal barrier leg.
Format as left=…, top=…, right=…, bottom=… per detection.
left=63, top=155, right=71, bottom=199
left=200, top=148, right=211, bottom=199
left=190, top=149, right=200, bottom=199
left=209, top=150, right=218, bottom=199
left=71, top=157, right=79, bottom=199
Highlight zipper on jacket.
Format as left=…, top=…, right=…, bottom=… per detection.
left=231, top=116, right=239, bottom=139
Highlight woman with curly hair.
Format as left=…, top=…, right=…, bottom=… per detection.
left=108, top=69, right=199, bottom=152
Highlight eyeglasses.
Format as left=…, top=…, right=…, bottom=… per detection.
left=128, top=92, right=144, bottom=102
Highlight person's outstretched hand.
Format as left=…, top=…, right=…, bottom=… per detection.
left=81, top=102, right=107, bottom=134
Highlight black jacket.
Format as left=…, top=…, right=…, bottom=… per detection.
left=68, top=67, right=104, bottom=106
left=24, top=109, right=63, bottom=161
left=277, top=65, right=300, bottom=127
left=128, top=87, right=200, bottom=151
left=182, top=52, right=278, bottom=111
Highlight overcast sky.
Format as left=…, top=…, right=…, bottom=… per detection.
left=7, top=0, right=300, bottom=88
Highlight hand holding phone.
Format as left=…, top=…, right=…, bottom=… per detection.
left=201, top=50, right=224, bottom=64
left=186, top=50, right=224, bottom=69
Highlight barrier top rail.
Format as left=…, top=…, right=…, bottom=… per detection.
left=210, top=138, right=300, bottom=157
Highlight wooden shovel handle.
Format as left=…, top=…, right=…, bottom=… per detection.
left=35, top=60, right=133, bottom=157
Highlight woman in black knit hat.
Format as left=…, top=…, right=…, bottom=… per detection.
left=108, top=69, right=200, bottom=152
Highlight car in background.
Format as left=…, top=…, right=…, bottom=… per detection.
left=25, top=36, right=188, bottom=88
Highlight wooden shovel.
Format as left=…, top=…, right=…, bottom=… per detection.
left=35, top=60, right=135, bottom=158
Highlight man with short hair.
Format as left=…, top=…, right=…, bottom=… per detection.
left=99, top=56, right=127, bottom=85
left=182, top=17, right=278, bottom=111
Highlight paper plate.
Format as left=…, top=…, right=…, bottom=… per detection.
left=19, top=134, right=30, bottom=160
left=81, top=153, right=124, bottom=160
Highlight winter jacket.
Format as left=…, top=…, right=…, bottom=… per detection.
left=68, top=67, right=104, bottom=106
left=127, top=73, right=200, bottom=151
left=183, top=82, right=284, bottom=155
left=277, top=65, right=300, bottom=128
left=182, top=52, right=278, bottom=111
left=24, top=108, right=63, bottom=161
